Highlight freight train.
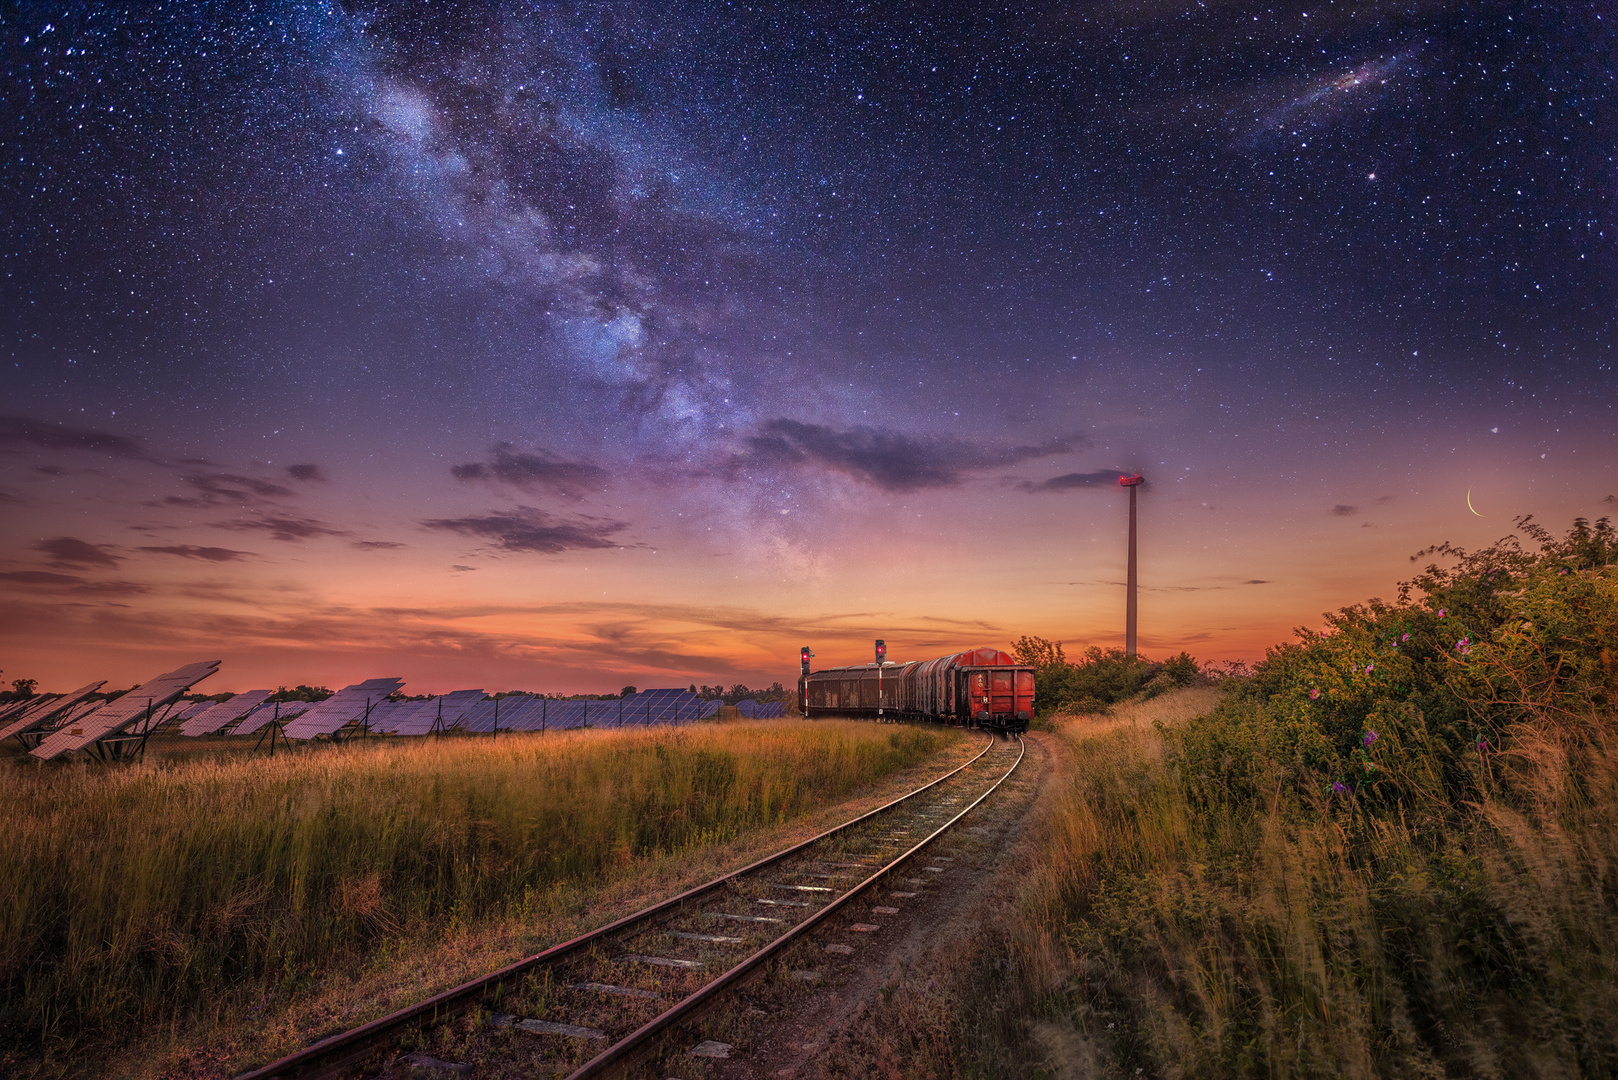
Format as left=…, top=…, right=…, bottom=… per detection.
left=798, top=644, right=1034, bottom=733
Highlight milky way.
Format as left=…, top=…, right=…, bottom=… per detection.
left=1, top=1, right=1614, bottom=691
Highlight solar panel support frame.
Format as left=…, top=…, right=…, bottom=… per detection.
left=253, top=701, right=287, bottom=757
left=86, top=697, right=163, bottom=764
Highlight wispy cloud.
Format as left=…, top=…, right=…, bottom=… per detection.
left=34, top=536, right=122, bottom=568
left=137, top=545, right=253, bottom=563
left=161, top=472, right=296, bottom=508
left=287, top=464, right=327, bottom=482
left=0, top=569, right=149, bottom=595
left=734, top=419, right=1081, bottom=492
left=212, top=516, right=350, bottom=542
left=1020, top=469, right=1135, bottom=493
left=451, top=444, right=605, bottom=498
left=422, top=507, right=626, bottom=554
left=0, top=415, right=162, bottom=463
left=1331, top=504, right=1359, bottom=516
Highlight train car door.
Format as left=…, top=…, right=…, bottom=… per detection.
left=964, top=670, right=989, bottom=719
left=1016, top=668, right=1035, bottom=720
left=989, top=669, right=1015, bottom=716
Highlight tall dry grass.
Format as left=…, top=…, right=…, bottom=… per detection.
left=989, top=688, right=1618, bottom=1078
left=0, top=721, right=955, bottom=1056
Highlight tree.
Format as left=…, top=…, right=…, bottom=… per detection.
left=1011, top=636, right=1067, bottom=670
left=620, top=685, right=637, bottom=697
left=10, top=678, right=37, bottom=699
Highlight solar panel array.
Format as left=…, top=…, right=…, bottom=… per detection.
left=13, top=664, right=772, bottom=758
left=279, top=678, right=404, bottom=740
left=615, top=688, right=723, bottom=725
left=735, top=699, right=789, bottom=719
left=178, top=689, right=275, bottom=736
left=30, top=661, right=221, bottom=760
left=0, top=680, right=106, bottom=742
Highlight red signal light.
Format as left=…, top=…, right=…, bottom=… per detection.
left=875, top=639, right=886, bottom=664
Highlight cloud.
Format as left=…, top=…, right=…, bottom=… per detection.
left=211, top=516, right=349, bottom=542
left=34, top=536, right=122, bottom=568
left=451, top=443, right=605, bottom=498
left=1331, top=504, right=1359, bottom=516
left=735, top=419, right=1081, bottom=492
left=0, top=415, right=161, bottom=463
left=451, top=564, right=477, bottom=572
left=1244, top=579, right=1271, bottom=585
left=0, top=570, right=149, bottom=595
left=137, top=545, right=253, bottom=563
left=1020, top=469, right=1136, bottom=493
left=422, top=506, right=626, bottom=554
left=287, top=464, right=327, bottom=482
left=352, top=540, right=406, bottom=550
left=163, top=472, right=295, bottom=507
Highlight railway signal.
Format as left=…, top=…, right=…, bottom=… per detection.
left=800, top=646, right=814, bottom=676
left=874, top=639, right=886, bottom=665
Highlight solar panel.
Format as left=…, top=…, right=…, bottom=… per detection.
left=363, top=699, right=421, bottom=734
left=279, top=678, right=404, bottom=740
left=462, top=697, right=515, bottom=732
left=382, top=689, right=483, bottom=735
left=178, top=689, right=275, bottom=736
left=233, top=700, right=305, bottom=736
left=30, top=661, right=222, bottom=760
left=0, top=681, right=106, bottom=742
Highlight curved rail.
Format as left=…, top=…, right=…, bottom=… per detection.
left=566, top=733, right=1026, bottom=1078
left=235, top=732, right=1001, bottom=1080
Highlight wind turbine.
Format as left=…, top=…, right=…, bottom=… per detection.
left=1120, top=474, right=1145, bottom=657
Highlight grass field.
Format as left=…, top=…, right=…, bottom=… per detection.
left=0, top=719, right=961, bottom=1074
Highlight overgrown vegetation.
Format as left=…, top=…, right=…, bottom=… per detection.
left=1011, top=636, right=1200, bottom=715
left=0, top=721, right=956, bottom=1066
left=978, top=517, right=1618, bottom=1077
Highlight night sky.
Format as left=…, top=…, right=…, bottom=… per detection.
left=2, top=1, right=1613, bottom=694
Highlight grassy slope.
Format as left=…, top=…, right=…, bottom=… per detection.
left=0, top=720, right=961, bottom=1076
left=963, top=678, right=1618, bottom=1079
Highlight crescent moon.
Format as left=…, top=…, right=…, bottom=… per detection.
left=1466, top=487, right=1483, bottom=517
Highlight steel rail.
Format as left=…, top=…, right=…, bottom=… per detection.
left=565, top=734, right=1026, bottom=1079
left=234, top=731, right=998, bottom=1080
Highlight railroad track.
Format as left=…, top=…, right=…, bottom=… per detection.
left=238, top=731, right=1025, bottom=1080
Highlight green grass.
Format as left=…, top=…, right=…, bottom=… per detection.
left=0, top=720, right=958, bottom=1064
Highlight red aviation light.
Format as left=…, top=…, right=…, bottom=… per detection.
left=1119, top=474, right=1145, bottom=487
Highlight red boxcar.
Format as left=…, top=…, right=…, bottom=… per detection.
left=799, top=647, right=1034, bottom=732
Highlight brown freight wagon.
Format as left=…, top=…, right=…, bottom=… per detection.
left=799, top=647, right=1033, bottom=733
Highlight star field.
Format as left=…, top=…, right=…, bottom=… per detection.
left=1, top=0, right=1614, bottom=691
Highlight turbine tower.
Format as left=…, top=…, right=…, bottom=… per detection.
left=1120, top=473, right=1145, bottom=657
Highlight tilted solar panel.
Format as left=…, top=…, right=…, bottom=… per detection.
left=364, top=699, right=422, bottom=734
left=233, top=700, right=304, bottom=736
left=0, top=681, right=106, bottom=742
left=30, top=661, right=222, bottom=760
left=387, top=689, right=486, bottom=735
left=430, top=689, right=487, bottom=731
left=461, top=698, right=502, bottom=733
left=179, top=689, right=275, bottom=736
left=279, top=678, right=404, bottom=739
